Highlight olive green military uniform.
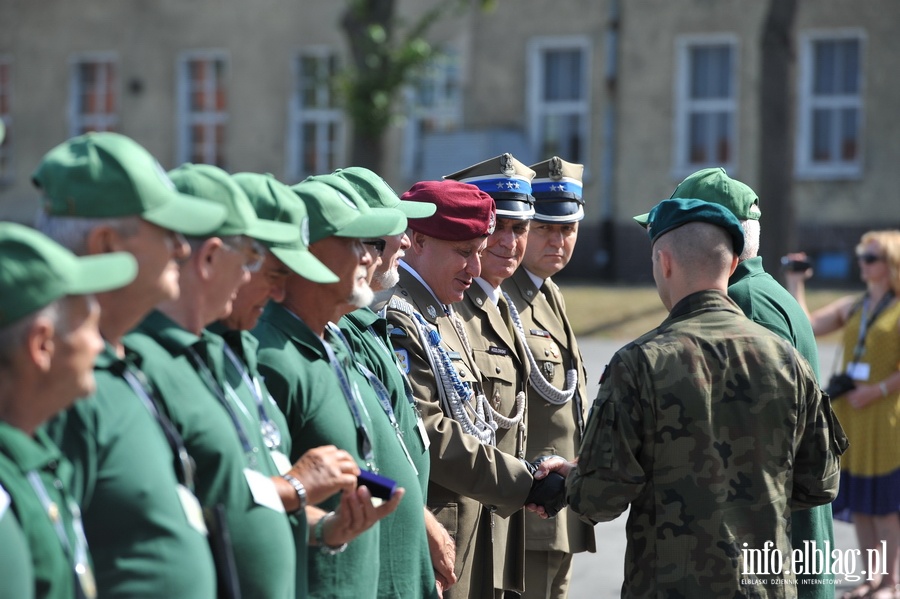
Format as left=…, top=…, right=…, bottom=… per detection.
left=0, top=423, right=91, bottom=599
left=0, top=482, right=34, bottom=599
left=339, top=307, right=438, bottom=598
left=455, top=280, right=530, bottom=595
left=502, top=268, right=595, bottom=598
left=45, top=342, right=216, bottom=599
left=567, top=291, right=847, bottom=598
left=252, top=302, right=383, bottom=599
left=382, top=266, right=533, bottom=599
left=125, top=310, right=296, bottom=599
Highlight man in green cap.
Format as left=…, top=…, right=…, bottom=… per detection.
left=0, top=222, right=137, bottom=599
left=332, top=167, right=460, bottom=597
left=253, top=176, right=409, bottom=599
left=33, top=131, right=227, bottom=599
left=220, top=171, right=380, bottom=598
left=661, top=167, right=835, bottom=599
left=534, top=198, right=847, bottom=598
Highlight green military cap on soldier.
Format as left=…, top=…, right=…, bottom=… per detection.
left=32, top=132, right=227, bottom=236
left=634, top=197, right=745, bottom=255
left=0, top=222, right=137, bottom=327
left=231, top=172, right=338, bottom=283
left=669, top=167, right=761, bottom=220
left=444, top=153, right=536, bottom=220
left=332, top=167, right=436, bottom=218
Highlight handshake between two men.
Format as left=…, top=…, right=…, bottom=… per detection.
left=522, top=455, right=575, bottom=519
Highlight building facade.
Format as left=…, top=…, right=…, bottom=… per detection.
left=1, top=0, right=897, bottom=281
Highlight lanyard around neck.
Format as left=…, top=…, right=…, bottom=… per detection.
left=222, top=344, right=283, bottom=451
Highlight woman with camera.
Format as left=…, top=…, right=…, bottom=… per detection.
left=786, top=230, right=900, bottom=599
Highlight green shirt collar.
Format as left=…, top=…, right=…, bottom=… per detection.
left=259, top=303, right=327, bottom=359
left=0, top=423, right=61, bottom=473
left=728, top=255, right=764, bottom=287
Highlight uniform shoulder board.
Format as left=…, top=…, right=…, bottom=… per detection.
left=388, top=296, right=416, bottom=317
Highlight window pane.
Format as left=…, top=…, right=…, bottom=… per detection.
left=839, top=40, right=860, bottom=94
left=302, top=122, right=317, bottom=173
left=814, top=39, right=859, bottom=96
left=811, top=108, right=832, bottom=161
left=840, top=107, right=858, bottom=160
left=813, top=41, right=836, bottom=95
left=690, top=45, right=731, bottom=99
left=540, top=113, right=583, bottom=163
left=688, top=112, right=709, bottom=163
left=715, top=111, right=731, bottom=163
left=543, top=50, right=583, bottom=101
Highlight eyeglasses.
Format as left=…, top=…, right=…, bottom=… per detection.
left=362, top=239, right=386, bottom=257
left=222, top=236, right=267, bottom=273
left=856, top=253, right=885, bottom=265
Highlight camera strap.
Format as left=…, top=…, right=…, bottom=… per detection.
left=845, top=291, right=895, bottom=371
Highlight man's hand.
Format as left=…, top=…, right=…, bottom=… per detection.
left=424, top=509, right=456, bottom=592
left=524, top=455, right=576, bottom=519
left=289, top=445, right=360, bottom=504
left=321, top=485, right=405, bottom=547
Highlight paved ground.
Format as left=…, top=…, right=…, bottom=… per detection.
left=565, top=338, right=857, bottom=599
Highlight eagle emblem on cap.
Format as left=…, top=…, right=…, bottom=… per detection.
left=500, top=153, right=515, bottom=177
left=549, top=156, right=563, bottom=181
left=487, top=209, right=496, bottom=235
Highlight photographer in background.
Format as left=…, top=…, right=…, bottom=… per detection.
left=786, top=230, right=900, bottom=599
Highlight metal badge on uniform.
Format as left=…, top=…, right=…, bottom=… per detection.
left=543, top=361, right=555, bottom=379
left=415, top=415, right=431, bottom=450
left=846, top=362, right=870, bottom=381
left=427, top=305, right=437, bottom=319
left=270, top=450, right=293, bottom=475
left=488, top=346, right=509, bottom=356
left=0, top=485, right=8, bottom=519
left=244, top=468, right=285, bottom=513
left=530, top=328, right=551, bottom=338
left=395, top=349, right=410, bottom=373
left=177, top=484, right=208, bottom=534
left=447, top=351, right=462, bottom=360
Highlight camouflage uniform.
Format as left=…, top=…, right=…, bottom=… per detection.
left=567, top=290, right=847, bottom=598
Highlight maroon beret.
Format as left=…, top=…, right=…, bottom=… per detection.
left=401, top=180, right=496, bottom=241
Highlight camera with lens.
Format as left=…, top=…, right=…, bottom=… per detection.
left=824, top=373, right=856, bottom=399
left=780, top=256, right=812, bottom=273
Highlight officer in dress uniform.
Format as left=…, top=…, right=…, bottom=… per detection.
left=502, top=157, right=596, bottom=599
left=444, top=153, right=535, bottom=597
left=380, top=180, right=565, bottom=599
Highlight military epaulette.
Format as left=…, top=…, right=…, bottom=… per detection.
left=387, top=295, right=416, bottom=317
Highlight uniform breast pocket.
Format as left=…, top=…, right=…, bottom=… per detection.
left=473, top=350, right=518, bottom=412
left=528, top=336, right=566, bottom=389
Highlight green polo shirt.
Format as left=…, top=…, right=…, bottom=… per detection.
left=339, top=308, right=437, bottom=599
left=125, top=310, right=295, bottom=599
left=45, top=342, right=216, bottom=598
left=253, top=302, right=382, bottom=599
left=728, top=256, right=832, bottom=599
left=0, top=424, right=83, bottom=599
left=0, top=483, right=35, bottom=599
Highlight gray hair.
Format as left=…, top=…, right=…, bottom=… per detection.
left=35, top=212, right=140, bottom=254
left=0, top=301, right=62, bottom=372
left=740, top=218, right=760, bottom=262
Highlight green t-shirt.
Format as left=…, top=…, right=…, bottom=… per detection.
left=0, top=483, right=35, bottom=599
left=253, top=303, right=382, bottom=599
left=45, top=343, right=216, bottom=598
left=338, top=308, right=438, bottom=599
left=0, top=424, right=84, bottom=599
left=125, top=310, right=295, bottom=599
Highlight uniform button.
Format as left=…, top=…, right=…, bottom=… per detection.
left=476, top=298, right=483, bottom=306
left=495, top=367, right=501, bottom=374
left=544, top=348, right=550, bottom=357
left=526, top=290, right=533, bottom=297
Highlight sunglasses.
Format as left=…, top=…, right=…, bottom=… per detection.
left=856, top=253, right=885, bottom=265
left=362, top=239, right=386, bottom=256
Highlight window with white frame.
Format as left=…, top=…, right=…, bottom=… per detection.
left=0, top=57, right=11, bottom=182
left=402, top=51, right=462, bottom=179
left=796, top=31, right=863, bottom=179
left=69, top=55, right=118, bottom=137
left=528, top=37, right=591, bottom=164
left=287, top=49, right=343, bottom=180
left=177, top=52, right=228, bottom=168
left=674, top=35, right=738, bottom=176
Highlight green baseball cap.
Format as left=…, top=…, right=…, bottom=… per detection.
left=634, top=167, right=760, bottom=226
left=635, top=197, right=744, bottom=255
left=0, top=222, right=138, bottom=328
left=332, top=167, right=436, bottom=219
left=231, top=172, right=338, bottom=283
left=32, top=132, right=227, bottom=236
left=167, top=164, right=297, bottom=244
left=292, top=176, right=407, bottom=244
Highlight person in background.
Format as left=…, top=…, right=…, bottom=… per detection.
left=659, top=166, right=833, bottom=597
left=502, top=156, right=596, bottom=599
left=786, top=230, right=900, bottom=599
left=0, top=223, right=136, bottom=599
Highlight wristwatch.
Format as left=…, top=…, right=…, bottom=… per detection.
left=282, top=474, right=307, bottom=516
left=314, top=511, right=348, bottom=555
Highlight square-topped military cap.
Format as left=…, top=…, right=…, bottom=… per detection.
left=529, top=156, right=585, bottom=224
left=443, top=153, right=535, bottom=220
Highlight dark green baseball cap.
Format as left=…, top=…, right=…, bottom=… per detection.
left=292, top=175, right=407, bottom=244
left=231, top=172, right=338, bottom=283
left=168, top=164, right=297, bottom=244
left=332, top=167, right=436, bottom=219
left=634, top=197, right=744, bottom=255
left=0, top=222, right=138, bottom=327
left=32, top=132, right=227, bottom=236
